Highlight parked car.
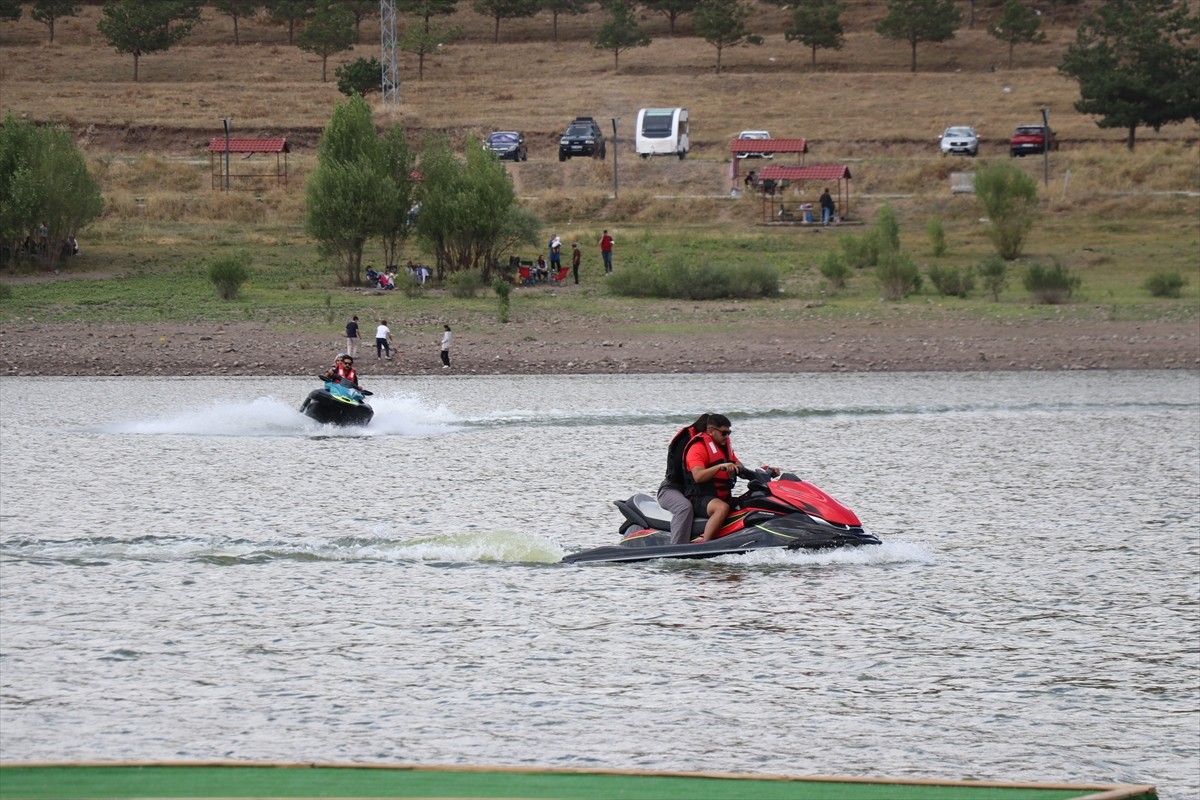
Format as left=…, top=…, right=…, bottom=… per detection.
left=736, top=130, right=772, bottom=159
left=939, top=126, right=979, bottom=157
left=1010, top=124, right=1059, bottom=157
left=558, top=117, right=606, bottom=161
left=484, top=131, right=527, bottom=161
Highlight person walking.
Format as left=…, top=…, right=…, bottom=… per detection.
left=599, top=230, right=614, bottom=274
left=571, top=242, right=581, bottom=285
left=345, top=315, right=360, bottom=358
left=820, top=188, right=836, bottom=226
left=440, top=324, right=452, bottom=368
left=375, top=319, right=394, bottom=361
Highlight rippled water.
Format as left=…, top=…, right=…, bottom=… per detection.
left=1, top=372, right=1197, bottom=798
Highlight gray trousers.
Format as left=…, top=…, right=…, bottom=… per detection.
left=657, top=480, right=694, bottom=545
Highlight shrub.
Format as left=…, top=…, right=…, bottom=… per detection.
left=975, top=160, right=1039, bottom=260
left=927, top=215, right=947, bottom=257
left=207, top=251, right=251, bottom=300
left=608, top=254, right=779, bottom=299
left=400, top=272, right=426, bottom=297
left=875, top=204, right=901, bottom=254
left=818, top=250, right=851, bottom=290
left=840, top=229, right=882, bottom=268
left=335, top=58, right=383, bottom=97
left=875, top=251, right=922, bottom=300
left=0, top=282, right=11, bottom=301
left=446, top=268, right=484, bottom=298
left=1023, top=259, right=1081, bottom=304
left=978, top=255, right=1009, bottom=301
left=493, top=277, right=512, bottom=323
left=1144, top=271, right=1187, bottom=298
left=928, top=264, right=975, bottom=298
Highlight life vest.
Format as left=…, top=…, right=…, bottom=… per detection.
left=682, top=432, right=734, bottom=499
left=663, top=423, right=703, bottom=488
left=337, top=363, right=359, bottom=385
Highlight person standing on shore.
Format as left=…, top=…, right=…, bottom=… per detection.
left=440, top=324, right=452, bottom=368
left=820, top=188, right=836, bottom=226
left=571, top=242, right=581, bottom=284
left=375, top=320, right=394, bottom=361
left=345, top=315, right=359, bottom=358
left=599, top=230, right=614, bottom=274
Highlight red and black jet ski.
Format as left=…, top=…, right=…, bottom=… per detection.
left=562, top=470, right=881, bottom=564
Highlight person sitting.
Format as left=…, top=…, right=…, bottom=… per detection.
left=535, top=254, right=549, bottom=282
left=683, top=414, right=780, bottom=543
left=658, top=414, right=710, bottom=546
left=324, top=354, right=361, bottom=389
left=379, top=271, right=394, bottom=290
left=744, top=170, right=758, bottom=190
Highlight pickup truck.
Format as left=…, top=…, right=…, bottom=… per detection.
left=1010, top=124, right=1059, bottom=157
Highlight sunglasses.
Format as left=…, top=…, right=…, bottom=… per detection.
left=713, top=428, right=732, bottom=435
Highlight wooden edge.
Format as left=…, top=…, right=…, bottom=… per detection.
left=0, top=760, right=1157, bottom=796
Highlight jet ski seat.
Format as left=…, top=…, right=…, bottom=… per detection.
left=629, top=493, right=709, bottom=535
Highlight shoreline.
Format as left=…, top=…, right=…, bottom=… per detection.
left=3, top=319, right=1197, bottom=377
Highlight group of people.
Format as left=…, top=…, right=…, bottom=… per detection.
left=342, top=316, right=453, bottom=368
left=656, top=413, right=781, bottom=545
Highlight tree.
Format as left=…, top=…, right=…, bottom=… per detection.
left=397, top=0, right=460, bottom=80
left=974, top=160, right=1039, bottom=260
left=338, top=0, right=377, bottom=42
left=592, top=0, right=650, bottom=71
left=472, top=0, right=539, bottom=44
left=414, top=135, right=540, bottom=281
left=0, top=113, right=104, bottom=270
left=988, top=0, right=1045, bottom=69
left=1058, top=0, right=1199, bottom=151
left=97, top=0, right=197, bottom=81
left=214, top=1, right=261, bottom=45
left=693, top=0, right=759, bottom=74
left=876, top=0, right=962, bottom=73
left=298, top=1, right=356, bottom=81
left=335, top=56, right=382, bottom=95
left=268, top=0, right=313, bottom=44
left=305, top=94, right=389, bottom=286
left=0, top=0, right=22, bottom=23
left=541, top=0, right=589, bottom=44
left=377, top=125, right=419, bottom=269
left=784, top=0, right=844, bottom=70
left=31, top=1, right=81, bottom=43
left=640, top=0, right=696, bottom=38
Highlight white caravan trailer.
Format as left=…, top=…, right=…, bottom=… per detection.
left=635, top=108, right=689, bottom=159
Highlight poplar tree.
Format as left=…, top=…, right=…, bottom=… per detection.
left=876, top=0, right=962, bottom=73
left=97, top=0, right=197, bottom=81
left=988, top=0, right=1045, bottom=69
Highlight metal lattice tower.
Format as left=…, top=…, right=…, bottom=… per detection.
left=381, top=0, right=399, bottom=108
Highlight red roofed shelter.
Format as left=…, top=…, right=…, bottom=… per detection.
left=757, top=164, right=852, bottom=224
left=208, top=137, right=290, bottom=190
left=728, top=138, right=808, bottom=183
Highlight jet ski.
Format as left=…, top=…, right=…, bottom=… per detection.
left=299, top=379, right=374, bottom=426
left=562, top=470, right=881, bottom=564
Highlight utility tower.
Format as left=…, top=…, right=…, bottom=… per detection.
left=380, top=0, right=399, bottom=108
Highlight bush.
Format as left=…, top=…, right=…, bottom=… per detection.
left=608, top=254, right=779, bottom=299
left=1144, top=271, right=1187, bottom=298
left=400, top=272, right=426, bottom=297
left=0, top=283, right=12, bottom=301
left=875, top=251, right=922, bottom=300
left=927, top=215, right=947, bottom=257
left=818, top=250, right=851, bottom=290
left=493, top=277, right=512, bottom=323
left=1023, top=259, right=1081, bottom=304
left=927, top=264, right=975, bottom=298
left=840, top=229, right=882, bottom=268
left=446, top=268, right=484, bottom=298
left=978, top=255, right=1009, bottom=301
left=207, top=251, right=251, bottom=300
left=975, top=160, right=1039, bottom=260
left=335, top=58, right=383, bottom=97
left=875, top=204, right=901, bottom=254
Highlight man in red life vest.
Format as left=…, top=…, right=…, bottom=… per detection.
left=324, top=354, right=361, bottom=390
left=683, top=414, right=780, bottom=543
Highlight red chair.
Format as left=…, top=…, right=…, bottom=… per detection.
left=551, top=266, right=569, bottom=284
left=518, top=266, right=534, bottom=285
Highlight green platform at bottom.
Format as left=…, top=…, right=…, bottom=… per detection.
left=0, top=763, right=1157, bottom=800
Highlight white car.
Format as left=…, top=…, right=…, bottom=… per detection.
left=737, top=130, right=772, bottom=159
left=940, top=126, right=979, bottom=157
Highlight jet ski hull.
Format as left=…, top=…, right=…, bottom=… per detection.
left=300, top=388, right=374, bottom=427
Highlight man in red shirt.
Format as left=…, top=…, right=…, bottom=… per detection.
left=599, top=230, right=614, bottom=274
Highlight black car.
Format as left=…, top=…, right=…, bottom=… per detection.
left=484, top=130, right=527, bottom=162
left=558, top=116, right=606, bottom=161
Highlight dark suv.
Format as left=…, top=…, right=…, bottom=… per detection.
left=558, top=117, right=606, bottom=161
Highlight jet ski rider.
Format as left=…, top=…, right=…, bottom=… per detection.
left=683, top=414, right=780, bottom=543
left=324, top=354, right=361, bottom=390
left=658, top=414, right=710, bottom=546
